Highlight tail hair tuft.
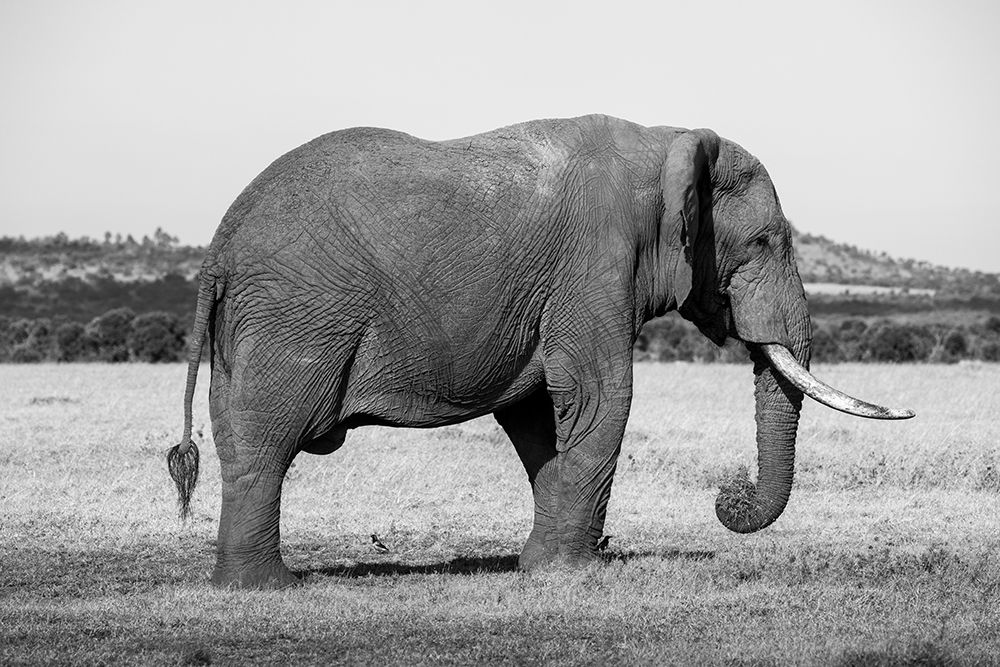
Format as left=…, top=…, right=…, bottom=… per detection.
left=167, top=440, right=200, bottom=521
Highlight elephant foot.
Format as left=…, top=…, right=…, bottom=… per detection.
left=517, top=534, right=558, bottom=571
left=558, top=547, right=600, bottom=568
left=518, top=533, right=601, bottom=571
left=519, top=550, right=600, bottom=572
left=210, top=559, right=299, bottom=589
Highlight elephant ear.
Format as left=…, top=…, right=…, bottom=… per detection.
left=661, top=129, right=720, bottom=309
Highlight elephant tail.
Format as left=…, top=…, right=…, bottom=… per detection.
left=167, top=274, right=216, bottom=520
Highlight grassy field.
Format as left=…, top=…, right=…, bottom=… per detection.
left=2, top=362, right=998, bottom=665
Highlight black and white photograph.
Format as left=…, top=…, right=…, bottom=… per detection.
left=2, top=1, right=998, bottom=664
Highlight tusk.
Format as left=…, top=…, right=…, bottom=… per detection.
left=761, top=344, right=915, bottom=420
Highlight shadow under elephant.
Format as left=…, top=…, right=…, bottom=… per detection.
left=296, top=548, right=716, bottom=580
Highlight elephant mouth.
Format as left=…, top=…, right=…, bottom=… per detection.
left=680, top=295, right=731, bottom=346
left=760, top=344, right=915, bottom=420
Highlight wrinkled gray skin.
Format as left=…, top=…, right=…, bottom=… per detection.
left=182, top=115, right=811, bottom=588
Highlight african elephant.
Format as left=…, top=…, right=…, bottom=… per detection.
left=167, top=114, right=913, bottom=589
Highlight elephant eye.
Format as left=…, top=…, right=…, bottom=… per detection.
left=750, top=235, right=769, bottom=249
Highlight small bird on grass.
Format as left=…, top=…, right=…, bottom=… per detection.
left=596, top=535, right=612, bottom=552
left=370, top=533, right=390, bottom=553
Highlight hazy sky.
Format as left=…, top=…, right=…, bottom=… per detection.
left=2, top=1, right=998, bottom=271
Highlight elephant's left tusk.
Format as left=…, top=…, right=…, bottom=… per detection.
left=761, top=344, right=916, bottom=420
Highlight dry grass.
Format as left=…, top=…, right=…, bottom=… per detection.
left=2, top=362, right=999, bottom=665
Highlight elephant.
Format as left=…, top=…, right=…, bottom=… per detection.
left=167, top=114, right=913, bottom=589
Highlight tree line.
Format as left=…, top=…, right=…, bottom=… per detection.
left=635, top=314, right=1000, bottom=363
left=0, top=309, right=186, bottom=363
left=3, top=308, right=1000, bottom=364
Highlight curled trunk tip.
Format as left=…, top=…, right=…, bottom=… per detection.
left=715, top=467, right=788, bottom=534
left=713, top=342, right=803, bottom=535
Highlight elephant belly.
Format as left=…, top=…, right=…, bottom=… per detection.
left=299, top=427, right=348, bottom=455
left=342, top=342, right=546, bottom=428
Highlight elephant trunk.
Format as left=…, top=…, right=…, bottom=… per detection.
left=714, top=315, right=915, bottom=534
left=715, top=338, right=806, bottom=534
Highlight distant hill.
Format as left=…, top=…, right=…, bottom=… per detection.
left=1, top=227, right=999, bottom=323
left=0, top=231, right=203, bottom=322
left=0, top=230, right=202, bottom=285
left=792, top=227, right=1000, bottom=298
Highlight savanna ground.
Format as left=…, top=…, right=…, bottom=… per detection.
left=2, top=363, right=998, bottom=665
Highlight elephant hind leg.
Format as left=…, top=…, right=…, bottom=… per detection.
left=212, top=462, right=299, bottom=589
left=494, top=390, right=560, bottom=570
left=209, top=366, right=300, bottom=589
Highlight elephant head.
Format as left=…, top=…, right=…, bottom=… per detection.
left=660, top=129, right=913, bottom=534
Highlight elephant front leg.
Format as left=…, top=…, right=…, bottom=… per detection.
left=545, top=351, right=632, bottom=566
left=549, top=395, right=629, bottom=565
left=497, top=353, right=632, bottom=569
left=494, top=390, right=560, bottom=570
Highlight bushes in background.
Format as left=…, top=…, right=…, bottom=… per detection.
left=55, top=322, right=89, bottom=361
left=809, top=316, right=1000, bottom=363
left=3, top=309, right=1000, bottom=364
left=0, top=310, right=186, bottom=363
left=634, top=314, right=1000, bottom=364
left=86, top=307, right=135, bottom=362
left=128, top=312, right=187, bottom=362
